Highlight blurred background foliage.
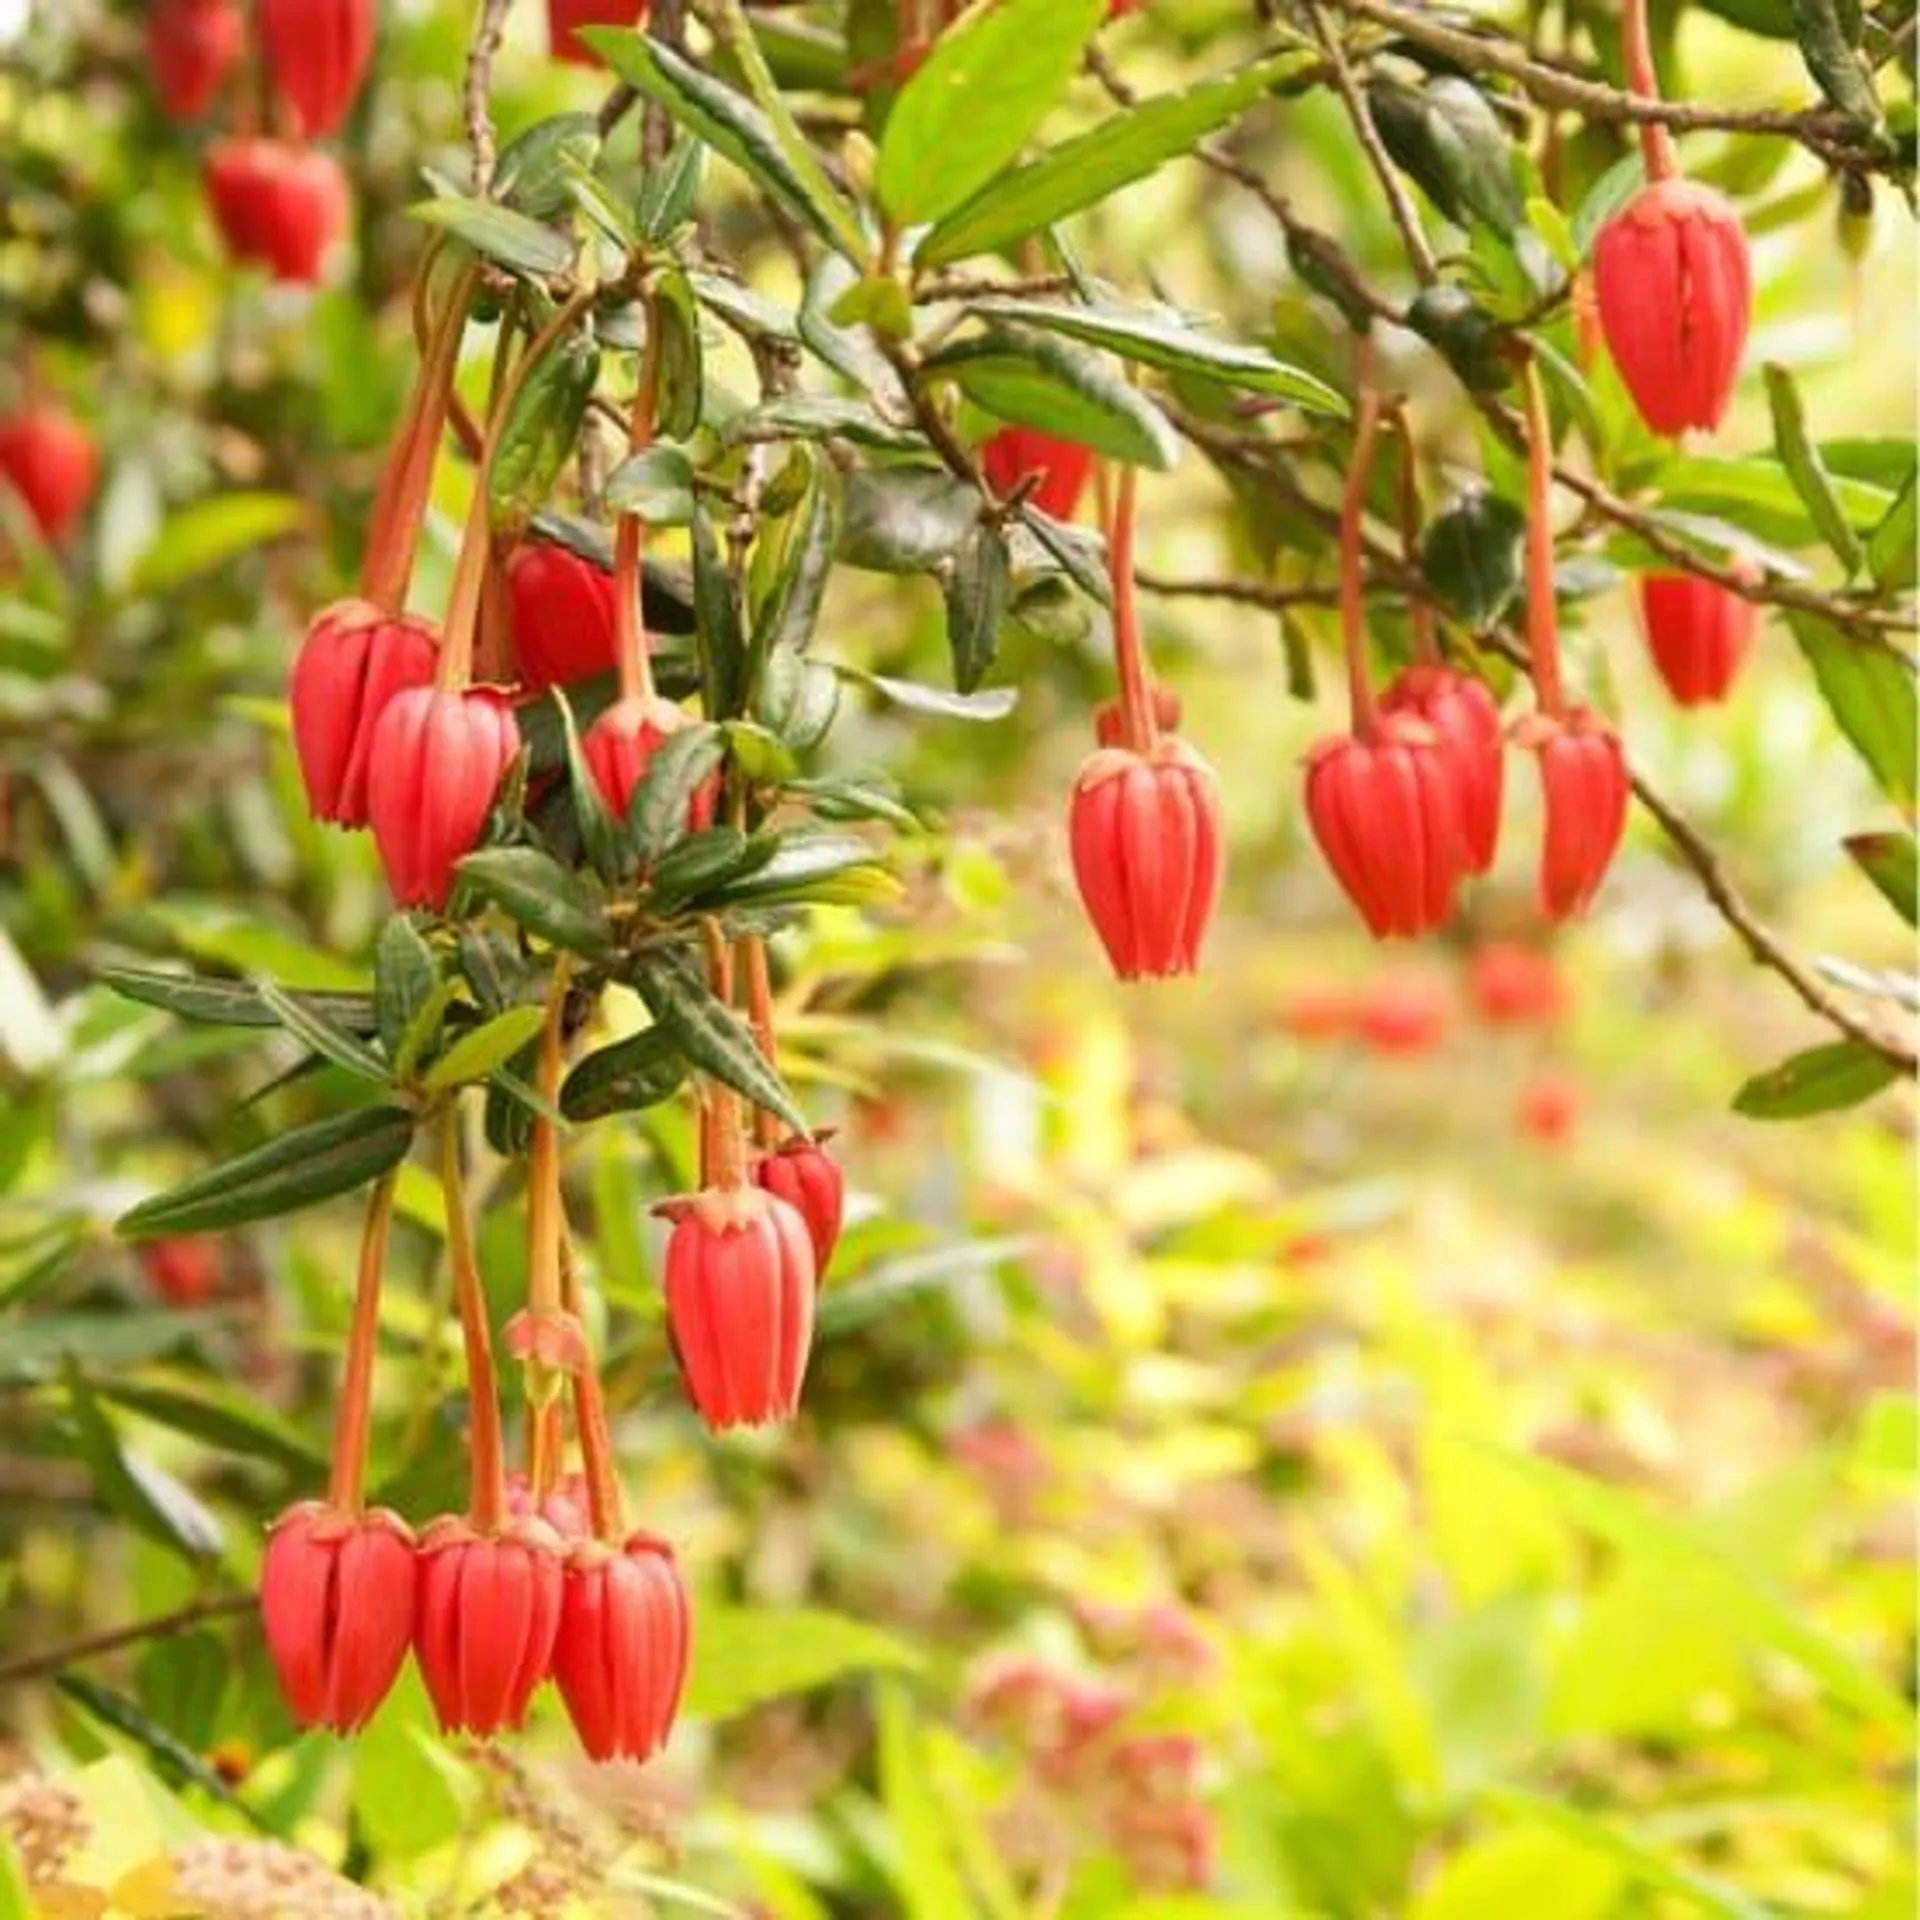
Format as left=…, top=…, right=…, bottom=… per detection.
left=0, top=1, right=1914, bottom=1916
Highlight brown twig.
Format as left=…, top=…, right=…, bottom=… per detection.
left=0, top=1595, right=256, bottom=1688
left=464, top=0, right=516, bottom=197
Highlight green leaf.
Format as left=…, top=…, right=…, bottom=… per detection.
left=457, top=846, right=613, bottom=956
left=755, top=643, right=842, bottom=751
left=784, top=773, right=921, bottom=830
left=877, top=1685, right=977, bottom=1920
left=918, top=51, right=1313, bottom=265
left=934, top=329, right=1179, bottom=470
left=59, top=1676, right=268, bottom=1831
left=63, top=1364, right=223, bottom=1562
left=255, top=980, right=390, bottom=1086
left=816, top=1236, right=1026, bottom=1342
left=559, top=149, right=639, bottom=248
left=422, top=1006, right=549, bottom=1093
left=1787, top=611, right=1916, bottom=808
left=374, top=917, right=439, bottom=1061
left=877, top=0, right=1104, bottom=226
left=653, top=263, right=706, bottom=441
left=1788, top=0, right=1881, bottom=121
left=1764, top=364, right=1866, bottom=574
left=1423, top=484, right=1525, bottom=627
left=586, top=32, right=867, bottom=258
left=497, top=111, right=602, bottom=219
left=0, top=1312, right=224, bottom=1390
left=1569, top=152, right=1646, bottom=259
left=137, top=1632, right=228, bottom=1756
left=966, top=297, right=1345, bottom=412
left=701, top=833, right=896, bottom=908
left=561, top=1026, right=689, bottom=1121
left=1369, top=75, right=1524, bottom=234
left=638, top=959, right=808, bottom=1136
left=846, top=666, right=1018, bottom=721
left=751, top=455, right=841, bottom=677
left=117, top=1106, right=414, bottom=1240
left=692, top=500, right=748, bottom=720
left=635, top=132, right=704, bottom=242
left=408, top=194, right=577, bottom=276
left=646, top=826, right=764, bottom=904
left=551, top=686, right=623, bottom=885
left=605, top=443, right=697, bottom=524
left=1732, top=1038, right=1902, bottom=1119
left=684, top=1605, right=919, bottom=1721
left=1844, top=831, right=1918, bottom=924
left=840, top=468, right=982, bottom=573
left=725, top=393, right=920, bottom=452
left=1866, top=469, right=1916, bottom=593
left=101, top=965, right=379, bottom=1034
left=127, top=493, right=307, bottom=597
left=943, top=521, right=1011, bottom=694
left=490, top=327, right=599, bottom=534
left=629, top=724, right=726, bottom=862
left=93, top=1373, right=325, bottom=1474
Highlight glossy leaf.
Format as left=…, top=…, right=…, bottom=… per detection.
left=605, top=444, right=697, bottom=525
left=422, top=1006, right=549, bottom=1093
left=1733, top=1039, right=1902, bottom=1119
left=101, top=966, right=379, bottom=1035
left=408, top=195, right=576, bottom=276
left=1843, top=831, right=1918, bottom=924
left=490, top=327, right=599, bottom=534
left=561, top=1027, right=688, bottom=1121
left=943, top=521, right=1012, bottom=695
left=840, top=469, right=983, bottom=574
left=629, top=724, right=726, bottom=862
left=255, top=981, right=389, bottom=1086
left=637, top=958, right=808, bottom=1136
left=456, top=846, right=614, bottom=956
left=1764, top=364, right=1865, bottom=574
left=374, top=917, right=439, bottom=1061
left=1787, top=611, right=1917, bottom=809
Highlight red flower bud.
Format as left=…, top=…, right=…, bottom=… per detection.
left=505, top=1471, right=591, bottom=1541
left=147, top=0, right=243, bottom=122
left=1092, top=684, right=1181, bottom=749
left=752, top=1136, right=845, bottom=1277
left=1594, top=179, right=1751, bottom=437
left=548, top=0, right=650, bottom=67
left=138, top=1236, right=224, bottom=1308
left=0, top=404, right=98, bottom=546
left=1381, top=664, right=1504, bottom=875
left=289, top=600, right=438, bottom=828
left=366, top=687, right=520, bottom=909
left=1514, top=707, right=1630, bottom=921
left=1639, top=571, right=1760, bottom=707
left=582, top=694, right=715, bottom=831
left=414, top=1518, right=566, bottom=1737
left=981, top=427, right=1095, bottom=522
left=260, top=0, right=376, bottom=139
left=259, top=1503, right=417, bottom=1733
left=551, top=1531, right=691, bottom=1763
left=205, top=139, right=350, bottom=288
left=1304, top=718, right=1463, bottom=939
left=1518, top=1071, right=1582, bottom=1145
left=1356, top=975, right=1450, bottom=1057
left=1467, top=941, right=1565, bottom=1027
left=1068, top=739, right=1223, bottom=980
left=658, top=1186, right=815, bottom=1430
left=505, top=541, right=620, bottom=690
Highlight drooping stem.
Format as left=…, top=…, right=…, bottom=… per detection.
left=1393, top=413, right=1439, bottom=667
left=1621, top=0, right=1677, bottom=181
left=560, top=1238, right=626, bottom=1542
left=433, top=465, right=495, bottom=693
left=1106, top=462, right=1159, bottom=753
left=1520, top=358, right=1568, bottom=719
left=741, top=934, right=782, bottom=1151
left=699, top=918, right=748, bottom=1189
left=614, top=309, right=662, bottom=705
left=326, top=1168, right=401, bottom=1513
left=525, top=963, right=573, bottom=1322
left=1338, top=348, right=1386, bottom=735
left=441, top=1107, right=505, bottom=1534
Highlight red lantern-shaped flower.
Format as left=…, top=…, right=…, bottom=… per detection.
left=1304, top=718, right=1464, bottom=940
left=551, top=1532, right=691, bottom=1763
left=259, top=1503, right=418, bottom=1734
left=658, top=1186, right=815, bottom=1431
left=147, top=0, right=243, bottom=122
left=548, top=0, right=649, bottom=67
left=582, top=694, right=715, bottom=831
left=1638, top=571, right=1760, bottom=707
left=259, top=0, right=377, bottom=138
left=981, top=427, right=1096, bottom=522
left=290, top=599, right=439, bottom=828
left=752, top=1136, right=845, bottom=1277
left=1381, top=663, right=1504, bottom=875
left=0, top=405, right=98, bottom=546
left=205, top=139, right=350, bottom=287
left=366, top=687, right=519, bottom=910
left=1514, top=707, right=1630, bottom=921
left=1068, top=739, right=1223, bottom=980
left=1593, top=179, right=1751, bottom=437
left=413, top=1518, right=566, bottom=1737
left=505, top=541, right=621, bottom=690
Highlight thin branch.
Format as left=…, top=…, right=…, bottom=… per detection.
left=464, top=0, right=515, bottom=197
left=1137, top=570, right=1338, bottom=611
left=0, top=1595, right=255, bottom=1687
left=914, top=272, right=1077, bottom=306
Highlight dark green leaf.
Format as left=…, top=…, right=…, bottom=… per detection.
left=58, top=1676, right=268, bottom=1830
left=374, top=917, right=439, bottom=1061
left=692, top=501, right=747, bottom=720
left=784, top=774, right=921, bottom=830
left=635, top=132, right=705, bottom=241
left=254, top=981, right=389, bottom=1086
left=1369, top=76, right=1524, bottom=235
left=1765, top=364, right=1865, bottom=574
left=409, top=195, right=577, bottom=277
left=559, top=151, right=639, bottom=248
left=638, top=959, right=808, bottom=1135
left=918, top=51, right=1314, bottom=266
left=1788, top=0, right=1881, bottom=120
left=702, top=833, right=895, bottom=908
left=101, top=966, right=379, bottom=1035
left=497, top=113, right=602, bottom=219
left=1788, top=611, right=1917, bottom=808
left=63, top=1363, right=223, bottom=1561
left=724, top=394, right=921, bottom=451
left=967, top=298, right=1344, bottom=412
left=490, top=328, right=599, bottom=535
left=0, top=1312, right=225, bottom=1389
left=94, top=1374, right=325, bottom=1474
left=1423, top=485, right=1526, bottom=627
left=1844, top=832, right=1918, bottom=924
left=752, top=457, right=841, bottom=679
left=801, top=255, right=897, bottom=392
left=646, top=826, right=762, bottom=905
left=943, top=522, right=1012, bottom=695
left=1406, top=284, right=1510, bottom=392
left=630, top=724, right=726, bottom=862
left=653, top=264, right=705, bottom=442
left=934, top=329, right=1180, bottom=470
left=1866, top=471, right=1916, bottom=593
left=551, top=687, right=623, bottom=885
left=1018, top=505, right=1112, bottom=607
left=117, top=1107, right=414, bottom=1240
left=840, top=468, right=982, bottom=573
left=137, top=1632, right=228, bottom=1754
left=605, top=443, right=697, bottom=524
left=457, top=847, right=614, bottom=956
left=1733, top=1039, right=1901, bottom=1118
left=756, top=644, right=842, bottom=752
left=876, top=0, right=1105, bottom=225
left=561, top=1026, right=689, bottom=1121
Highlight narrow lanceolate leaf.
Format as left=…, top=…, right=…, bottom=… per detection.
left=254, top=981, right=390, bottom=1086
left=422, top=1006, right=550, bottom=1093
left=943, top=522, right=1012, bottom=695
left=409, top=195, right=577, bottom=276
left=724, top=394, right=921, bottom=452
left=490, top=328, right=599, bottom=534
left=653, top=264, right=706, bottom=441
left=604, top=444, right=697, bottom=525
left=965, top=298, right=1345, bottom=412
left=877, top=0, right=1105, bottom=226
left=848, top=667, right=1019, bottom=722
left=58, top=1676, right=267, bottom=1830
left=101, top=966, right=379, bottom=1035
left=496, top=111, right=601, bottom=219
left=752, top=458, right=841, bottom=672
left=63, top=1364, right=223, bottom=1562
left=585, top=32, right=867, bottom=258
left=1765, top=364, right=1865, bottom=575
left=1368, top=75, right=1524, bottom=234
left=374, top=917, right=439, bottom=1060
left=703, top=833, right=898, bottom=908
left=638, top=958, right=809, bottom=1136
left=692, top=501, right=747, bottom=721
left=457, top=847, right=614, bottom=956
left=1843, top=832, right=1918, bottom=925
left=552, top=687, right=623, bottom=884
left=1866, top=469, right=1916, bottom=593
left=934, top=330, right=1180, bottom=470
left=646, top=827, right=765, bottom=905
left=117, top=1106, right=414, bottom=1240
left=630, top=724, right=726, bottom=863
left=918, top=51, right=1314, bottom=266
left=561, top=1026, right=689, bottom=1121
left=635, top=132, right=704, bottom=242
left=1787, top=611, right=1917, bottom=810
left=1733, top=1038, right=1902, bottom=1119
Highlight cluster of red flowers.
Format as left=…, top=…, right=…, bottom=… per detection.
left=148, top=0, right=370, bottom=286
